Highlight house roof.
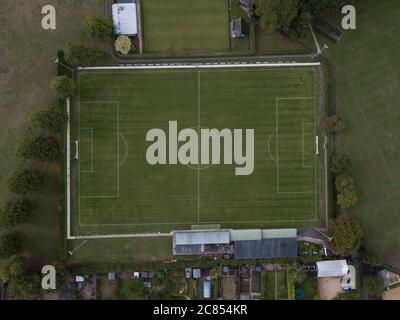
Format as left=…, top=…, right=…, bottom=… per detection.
left=316, top=260, right=349, bottom=278
left=234, top=238, right=297, bottom=259
left=378, top=269, right=400, bottom=288
left=175, top=231, right=230, bottom=245
left=112, top=3, right=137, bottom=35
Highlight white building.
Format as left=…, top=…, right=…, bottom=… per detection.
left=316, top=260, right=349, bottom=278
left=112, top=3, right=137, bottom=36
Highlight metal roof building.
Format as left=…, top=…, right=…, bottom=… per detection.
left=233, top=229, right=297, bottom=260
left=316, top=260, right=349, bottom=278
left=112, top=3, right=137, bottom=36
left=175, top=231, right=230, bottom=245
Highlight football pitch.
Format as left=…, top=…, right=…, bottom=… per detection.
left=70, top=66, right=325, bottom=236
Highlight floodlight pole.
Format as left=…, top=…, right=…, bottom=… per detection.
left=55, top=58, right=73, bottom=72
left=68, top=240, right=88, bottom=256
left=317, top=230, right=333, bottom=242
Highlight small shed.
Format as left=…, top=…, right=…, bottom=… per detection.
left=75, top=275, right=85, bottom=283
left=230, top=18, right=245, bottom=38
left=193, top=269, right=201, bottom=279
left=112, top=3, right=137, bottom=36
left=108, top=272, right=116, bottom=281
left=185, top=268, right=192, bottom=279
left=316, top=260, right=349, bottom=278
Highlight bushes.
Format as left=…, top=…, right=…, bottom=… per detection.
left=328, top=115, right=345, bottom=133
left=0, top=198, right=33, bottom=227
left=64, top=42, right=104, bottom=66
left=7, top=170, right=44, bottom=195
left=115, top=36, right=132, bottom=55
left=17, top=135, right=59, bottom=162
left=31, top=107, right=67, bottom=133
left=84, top=15, right=113, bottom=40
left=0, top=231, right=23, bottom=259
left=331, top=154, right=358, bottom=209
left=51, top=75, right=75, bottom=99
left=326, top=215, right=363, bottom=256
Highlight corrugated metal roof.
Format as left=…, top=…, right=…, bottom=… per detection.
left=234, top=238, right=298, bottom=259
left=316, top=260, right=348, bottom=277
left=229, top=229, right=297, bottom=241
left=230, top=229, right=262, bottom=241
left=175, top=231, right=230, bottom=245
left=175, top=244, right=202, bottom=254
left=261, top=229, right=297, bottom=239
left=112, top=4, right=137, bottom=35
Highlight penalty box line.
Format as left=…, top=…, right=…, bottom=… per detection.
left=275, top=97, right=317, bottom=195
left=77, top=100, right=120, bottom=227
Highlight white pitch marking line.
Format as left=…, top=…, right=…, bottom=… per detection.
left=197, top=70, right=201, bottom=224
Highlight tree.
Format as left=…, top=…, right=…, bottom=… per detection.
left=256, top=0, right=300, bottom=32
left=17, top=135, right=59, bottom=161
left=0, top=198, right=33, bottom=227
left=51, top=75, right=75, bottom=99
left=364, top=275, right=384, bottom=298
left=360, top=246, right=383, bottom=267
left=288, top=11, right=312, bottom=39
left=7, top=170, right=44, bottom=195
left=115, top=35, right=132, bottom=55
left=0, top=256, right=27, bottom=281
left=330, top=153, right=352, bottom=174
left=327, top=115, right=345, bottom=133
left=84, top=15, right=113, bottom=40
left=337, top=188, right=358, bottom=208
left=31, top=107, right=67, bottom=133
left=7, top=272, right=42, bottom=299
left=287, top=262, right=306, bottom=283
left=326, top=215, right=363, bottom=256
left=0, top=231, right=23, bottom=259
left=335, top=174, right=354, bottom=193
left=64, top=42, right=104, bottom=66
left=209, top=267, right=221, bottom=280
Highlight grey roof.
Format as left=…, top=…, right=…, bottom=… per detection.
left=230, top=229, right=297, bottom=241
left=234, top=238, right=297, bottom=259
left=175, top=244, right=202, bottom=254
left=175, top=231, right=230, bottom=245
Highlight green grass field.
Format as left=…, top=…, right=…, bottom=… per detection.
left=326, top=0, right=400, bottom=262
left=142, top=0, right=230, bottom=54
left=71, top=66, right=324, bottom=236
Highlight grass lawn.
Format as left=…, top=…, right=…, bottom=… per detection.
left=142, top=0, right=230, bottom=54
left=255, top=26, right=312, bottom=54
left=296, top=276, right=317, bottom=300
left=71, top=67, right=324, bottom=236
left=221, top=276, right=237, bottom=300
left=0, top=0, right=104, bottom=266
left=276, top=270, right=288, bottom=300
left=326, top=0, right=400, bottom=262
left=97, top=275, right=119, bottom=300
left=261, top=270, right=288, bottom=300
left=67, top=236, right=175, bottom=266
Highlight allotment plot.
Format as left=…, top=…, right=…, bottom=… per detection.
left=71, top=67, right=325, bottom=236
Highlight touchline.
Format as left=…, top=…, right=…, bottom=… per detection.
left=146, top=121, right=255, bottom=176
